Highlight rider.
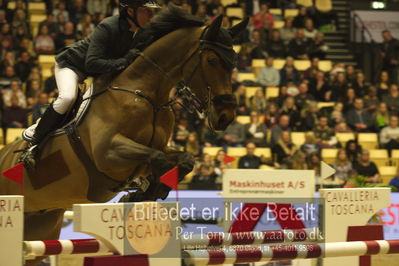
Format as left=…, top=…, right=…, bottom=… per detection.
left=23, top=0, right=160, bottom=146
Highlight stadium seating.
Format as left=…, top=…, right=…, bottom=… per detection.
left=265, top=87, right=279, bottom=99
left=358, top=133, right=379, bottom=150
left=369, top=149, right=389, bottom=167
left=315, top=0, right=333, bottom=12
left=291, top=132, right=305, bottom=147
left=5, top=128, right=25, bottom=145
left=392, top=150, right=399, bottom=166
left=379, top=166, right=397, bottom=185
left=321, top=148, right=338, bottom=164
left=245, top=86, right=262, bottom=98
left=336, top=132, right=355, bottom=146
left=236, top=116, right=250, bottom=124
left=297, top=0, right=313, bottom=7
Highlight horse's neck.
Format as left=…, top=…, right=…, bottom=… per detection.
left=112, top=27, right=202, bottom=104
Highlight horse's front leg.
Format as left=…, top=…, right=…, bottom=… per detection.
left=162, top=147, right=195, bottom=182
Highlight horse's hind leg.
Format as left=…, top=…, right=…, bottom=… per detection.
left=24, top=209, right=66, bottom=266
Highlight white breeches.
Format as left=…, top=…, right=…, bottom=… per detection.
left=53, top=63, right=79, bottom=114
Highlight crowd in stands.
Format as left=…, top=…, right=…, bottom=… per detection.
left=0, top=0, right=399, bottom=190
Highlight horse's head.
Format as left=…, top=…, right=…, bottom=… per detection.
left=183, top=15, right=248, bottom=131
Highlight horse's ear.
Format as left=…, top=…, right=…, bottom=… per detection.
left=229, top=17, right=249, bottom=39
left=204, top=15, right=223, bottom=41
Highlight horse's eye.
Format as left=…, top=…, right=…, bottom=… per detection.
left=207, top=58, right=218, bottom=66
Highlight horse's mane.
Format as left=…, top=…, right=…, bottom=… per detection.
left=141, top=4, right=205, bottom=46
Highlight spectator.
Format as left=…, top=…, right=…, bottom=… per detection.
left=238, top=142, right=262, bottom=169
left=236, top=44, right=252, bottom=72
left=346, top=98, right=374, bottom=132
left=244, top=111, right=267, bottom=147
left=388, top=167, right=399, bottom=190
left=271, top=114, right=291, bottom=145
left=25, top=79, right=42, bottom=105
left=14, top=25, right=31, bottom=45
left=280, top=56, right=300, bottom=85
left=218, top=117, right=246, bottom=147
left=55, top=21, right=77, bottom=50
left=173, top=118, right=190, bottom=147
left=0, top=23, right=13, bottom=47
left=39, top=14, right=59, bottom=38
left=304, top=18, right=318, bottom=39
left=0, top=51, right=15, bottom=74
left=380, top=115, right=399, bottom=155
left=53, top=1, right=70, bottom=22
left=382, top=84, right=399, bottom=115
left=308, top=32, right=328, bottom=60
left=273, top=130, right=297, bottom=166
left=213, top=149, right=232, bottom=178
left=34, top=25, right=55, bottom=55
left=2, top=79, right=26, bottom=108
left=2, top=95, right=27, bottom=128
left=252, top=3, right=274, bottom=30
left=44, top=67, right=57, bottom=97
left=279, top=17, right=295, bottom=45
left=32, top=92, right=49, bottom=123
left=314, top=116, right=337, bottom=148
left=345, top=140, right=362, bottom=163
left=87, top=0, right=108, bottom=16
left=353, top=150, right=381, bottom=183
left=374, top=102, right=390, bottom=131
left=346, top=65, right=357, bottom=83
left=190, top=164, right=217, bottom=189
left=248, top=89, right=267, bottom=113
left=0, top=65, right=18, bottom=89
left=248, top=29, right=268, bottom=59
left=76, top=14, right=95, bottom=39
left=363, top=86, right=379, bottom=112
left=304, top=57, right=320, bottom=80
left=257, top=57, right=280, bottom=87
left=14, top=51, right=34, bottom=82
left=342, top=88, right=356, bottom=112
left=335, top=121, right=353, bottom=133
left=264, top=102, right=280, bottom=128
left=300, top=131, right=319, bottom=155
left=379, top=30, right=399, bottom=83
left=295, top=82, right=315, bottom=111
left=266, top=30, right=286, bottom=58
left=330, top=102, right=344, bottom=126
left=195, top=3, right=209, bottom=22
left=281, top=97, right=301, bottom=129
left=288, top=28, right=310, bottom=59
left=185, top=132, right=201, bottom=157
left=301, top=101, right=319, bottom=131
left=286, top=150, right=307, bottom=170
left=329, top=72, right=348, bottom=101
left=307, top=152, right=321, bottom=177
left=200, top=118, right=218, bottom=147
left=293, top=6, right=309, bottom=28
left=376, top=70, right=390, bottom=98
left=309, top=70, right=330, bottom=101
left=11, top=8, right=29, bottom=38
left=331, top=149, right=353, bottom=185
left=352, top=72, right=368, bottom=97
left=234, top=85, right=249, bottom=115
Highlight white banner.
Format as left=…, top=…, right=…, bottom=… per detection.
left=352, top=11, right=399, bottom=43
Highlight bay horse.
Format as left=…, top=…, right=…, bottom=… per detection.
left=0, top=5, right=248, bottom=265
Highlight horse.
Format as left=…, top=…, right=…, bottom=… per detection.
left=0, top=5, right=248, bottom=265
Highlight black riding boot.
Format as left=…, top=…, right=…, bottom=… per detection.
left=30, top=104, right=64, bottom=146
left=21, top=104, right=64, bottom=171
